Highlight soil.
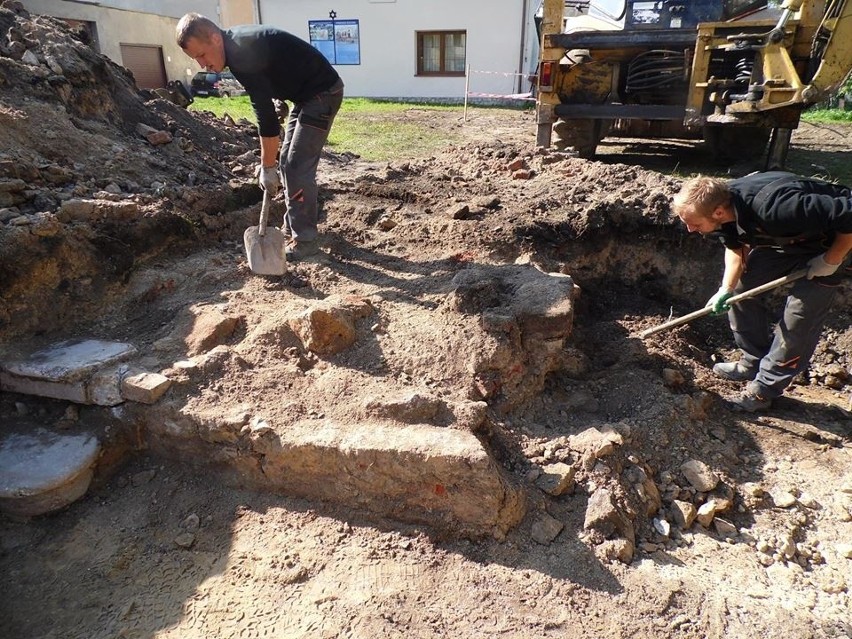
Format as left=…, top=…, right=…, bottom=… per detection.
left=1, top=5, right=851, bottom=639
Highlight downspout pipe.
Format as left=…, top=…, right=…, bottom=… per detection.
left=517, top=0, right=531, bottom=93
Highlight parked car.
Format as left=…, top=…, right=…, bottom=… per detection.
left=190, top=70, right=245, bottom=98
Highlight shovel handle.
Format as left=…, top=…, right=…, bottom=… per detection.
left=639, top=269, right=808, bottom=339
left=258, top=190, right=271, bottom=237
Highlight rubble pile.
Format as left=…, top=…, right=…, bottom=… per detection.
left=0, top=1, right=261, bottom=339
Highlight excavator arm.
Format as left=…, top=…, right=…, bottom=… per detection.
left=801, top=0, right=852, bottom=102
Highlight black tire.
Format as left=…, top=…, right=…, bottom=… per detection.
left=221, top=91, right=230, bottom=99
left=552, top=118, right=608, bottom=159
left=703, top=126, right=771, bottom=163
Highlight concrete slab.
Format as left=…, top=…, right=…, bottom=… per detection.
left=2, top=339, right=137, bottom=382
left=0, top=339, right=136, bottom=405
left=0, top=429, right=100, bottom=517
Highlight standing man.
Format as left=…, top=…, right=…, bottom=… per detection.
left=177, top=13, right=344, bottom=260
left=672, top=171, right=852, bottom=412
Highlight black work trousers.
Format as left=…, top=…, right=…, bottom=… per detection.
left=729, top=247, right=844, bottom=399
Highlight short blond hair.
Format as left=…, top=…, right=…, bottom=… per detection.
left=672, top=176, right=730, bottom=219
left=176, top=13, right=220, bottom=49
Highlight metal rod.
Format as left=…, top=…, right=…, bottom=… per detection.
left=638, top=269, right=808, bottom=339
left=463, top=63, right=470, bottom=123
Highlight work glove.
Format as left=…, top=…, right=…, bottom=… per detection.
left=705, top=286, right=734, bottom=316
left=806, top=253, right=839, bottom=279
left=258, top=164, right=280, bottom=195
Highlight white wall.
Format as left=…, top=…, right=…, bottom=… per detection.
left=257, top=0, right=537, bottom=100
left=23, top=0, right=197, bottom=86
left=53, top=0, right=218, bottom=20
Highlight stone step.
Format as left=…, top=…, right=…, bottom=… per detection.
left=0, top=339, right=158, bottom=406
left=0, top=428, right=101, bottom=517
left=137, top=404, right=526, bottom=538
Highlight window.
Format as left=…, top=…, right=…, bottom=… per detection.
left=416, top=31, right=466, bottom=76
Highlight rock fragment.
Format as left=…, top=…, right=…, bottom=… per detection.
left=696, top=501, right=717, bottom=527
left=363, top=392, right=444, bottom=424
left=174, top=532, right=196, bottom=548
left=771, top=489, right=797, bottom=508
left=671, top=500, right=697, bottom=528
left=662, top=368, right=685, bottom=387
left=680, top=460, right=719, bottom=492
left=584, top=488, right=634, bottom=541
left=531, top=514, right=564, bottom=544
left=534, top=462, right=576, bottom=496
left=185, top=309, right=240, bottom=357
left=571, top=426, right=622, bottom=459
left=713, top=518, right=737, bottom=537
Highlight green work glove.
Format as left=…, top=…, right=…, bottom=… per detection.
left=705, top=287, right=734, bottom=316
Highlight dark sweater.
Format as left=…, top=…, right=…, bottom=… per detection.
left=223, top=25, right=341, bottom=137
left=717, top=171, right=852, bottom=251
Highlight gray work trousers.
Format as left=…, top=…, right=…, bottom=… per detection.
left=279, top=79, right=344, bottom=242
left=729, top=247, right=842, bottom=399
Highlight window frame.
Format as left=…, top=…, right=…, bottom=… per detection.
left=415, top=30, right=467, bottom=77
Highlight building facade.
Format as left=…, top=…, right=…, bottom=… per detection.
left=256, top=0, right=540, bottom=100
left=22, top=0, right=541, bottom=100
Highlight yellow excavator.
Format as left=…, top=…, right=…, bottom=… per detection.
left=535, top=0, right=852, bottom=167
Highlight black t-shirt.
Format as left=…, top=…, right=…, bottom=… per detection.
left=223, top=25, right=341, bottom=137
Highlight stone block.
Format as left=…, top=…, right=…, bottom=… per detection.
left=121, top=372, right=172, bottom=404
left=0, top=373, right=87, bottom=402
left=88, top=365, right=126, bottom=406
left=248, top=419, right=525, bottom=537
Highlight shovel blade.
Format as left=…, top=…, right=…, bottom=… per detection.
left=244, top=225, right=287, bottom=275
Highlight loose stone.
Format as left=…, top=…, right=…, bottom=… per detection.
left=680, top=460, right=719, bottom=492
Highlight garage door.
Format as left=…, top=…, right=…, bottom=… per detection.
left=119, top=44, right=167, bottom=89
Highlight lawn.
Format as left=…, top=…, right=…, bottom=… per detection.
left=189, top=97, right=479, bottom=161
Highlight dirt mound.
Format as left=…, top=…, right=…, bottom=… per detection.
left=0, top=2, right=262, bottom=339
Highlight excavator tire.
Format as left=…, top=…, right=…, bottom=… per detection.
left=702, top=125, right=771, bottom=163
left=553, top=118, right=609, bottom=159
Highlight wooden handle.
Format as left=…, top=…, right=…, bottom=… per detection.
left=258, top=190, right=271, bottom=237
left=639, top=269, right=808, bottom=339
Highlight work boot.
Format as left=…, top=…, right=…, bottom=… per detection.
left=285, top=239, right=320, bottom=262
left=712, top=361, right=757, bottom=382
left=729, top=391, right=772, bottom=413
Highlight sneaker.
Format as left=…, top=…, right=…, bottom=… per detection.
left=712, top=361, right=757, bottom=382
left=729, top=391, right=772, bottom=412
left=285, top=239, right=320, bottom=262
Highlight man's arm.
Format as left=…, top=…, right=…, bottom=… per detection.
left=824, top=232, right=852, bottom=265
left=260, top=135, right=279, bottom=168
left=721, top=247, right=745, bottom=290
left=706, top=247, right=745, bottom=315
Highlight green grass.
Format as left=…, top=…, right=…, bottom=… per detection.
left=801, top=107, right=852, bottom=123
left=189, top=96, right=476, bottom=161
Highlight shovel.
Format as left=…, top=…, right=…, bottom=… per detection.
left=639, top=269, right=808, bottom=339
left=244, top=190, right=287, bottom=276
